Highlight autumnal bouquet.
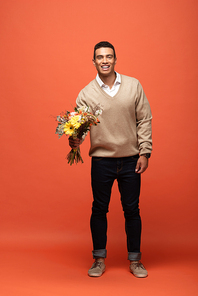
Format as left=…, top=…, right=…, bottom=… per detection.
left=55, top=106, right=102, bottom=165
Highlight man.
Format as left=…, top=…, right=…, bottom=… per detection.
left=69, top=41, right=152, bottom=278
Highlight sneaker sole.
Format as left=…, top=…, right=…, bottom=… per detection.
left=130, top=269, right=148, bottom=278
left=88, top=270, right=105, bottom=277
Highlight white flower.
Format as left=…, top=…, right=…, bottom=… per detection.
left=70, top=112, right=77, bottom=117
left=95, top=109, right=102, bottom=116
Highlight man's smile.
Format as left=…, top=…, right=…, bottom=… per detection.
left=101, top=65, right=110, bottom=70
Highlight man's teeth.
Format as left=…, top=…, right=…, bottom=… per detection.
left=102, top=66, right=109, bottom=69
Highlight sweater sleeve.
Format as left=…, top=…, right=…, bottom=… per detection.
left=135, top=82, right=153, bottom=155
left=75, top=89, right=89, bottom=140
left=76, top=89, right=89, bottom=109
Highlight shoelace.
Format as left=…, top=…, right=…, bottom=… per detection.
left=131, top=262, right=145, bottom=270
left=91, top=261, right=103, bottom=269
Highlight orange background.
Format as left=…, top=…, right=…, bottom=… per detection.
left=0, top=0, right=198, bottom=295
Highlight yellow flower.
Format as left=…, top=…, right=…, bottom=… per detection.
left=70, top=115, right=81, bottom=129
left=64, top=122, right=75, bottom=136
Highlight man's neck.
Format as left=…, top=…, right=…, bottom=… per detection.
left=98, top=72, right=116, bottom=89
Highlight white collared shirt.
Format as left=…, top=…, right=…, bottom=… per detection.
left=96, top=72, right=121, bottom=97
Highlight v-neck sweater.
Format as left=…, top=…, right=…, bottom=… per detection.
left=76, top=74, right=152, bottom=158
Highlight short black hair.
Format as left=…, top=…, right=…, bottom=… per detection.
left=93, top=41, right=116, bottom=60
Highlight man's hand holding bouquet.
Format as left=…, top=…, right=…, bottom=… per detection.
left=55, top=105, right=102, bottom=165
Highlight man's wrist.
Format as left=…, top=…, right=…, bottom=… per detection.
left=140, top=153, right=151, bottom=159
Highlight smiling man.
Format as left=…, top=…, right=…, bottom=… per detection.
left=69, top=41, right=152, bottom=278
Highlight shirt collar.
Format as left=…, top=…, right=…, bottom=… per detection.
left=96, top=72, right=121, bottom=88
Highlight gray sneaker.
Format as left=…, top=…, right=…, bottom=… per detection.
left=129, top=261, right=148, bottom=278
left=88, top=261, right=106, bottom=277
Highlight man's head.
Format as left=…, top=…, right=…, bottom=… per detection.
left=93, top=41, right=116, bottom=60
left=93, top=41, right=117, bottom=77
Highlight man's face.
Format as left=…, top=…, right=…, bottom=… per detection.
left=93, top=47, right=117, bottom=77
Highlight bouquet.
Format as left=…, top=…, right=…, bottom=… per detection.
left=55, top=106, right=102, bottom=165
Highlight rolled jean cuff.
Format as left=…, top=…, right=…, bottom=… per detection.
left=92, top=249, right=107, bottom=259
left=128, top=252, right=141, bottom=261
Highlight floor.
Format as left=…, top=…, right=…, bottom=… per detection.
left=1, top=240, right=197, bottom=296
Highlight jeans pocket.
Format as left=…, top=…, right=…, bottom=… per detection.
left=131, top=155, right=139, bottom=161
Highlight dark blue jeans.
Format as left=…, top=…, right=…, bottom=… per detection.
left=91, top=156, right=142, bottom=261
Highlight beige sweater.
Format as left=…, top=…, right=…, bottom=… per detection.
left=76, top=74, right=152, bottom=158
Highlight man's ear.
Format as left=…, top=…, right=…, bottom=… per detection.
left=115, top=58, right=117, bottom=64
left=92, top=59, right=96, bottom=67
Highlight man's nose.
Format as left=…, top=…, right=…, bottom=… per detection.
left=103, top=57, right=107, bottom=63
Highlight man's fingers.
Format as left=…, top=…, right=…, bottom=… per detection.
left=135, top=157, right=148, bottom=174
left=69, top=137, right=82, bottom=149
left=135, top=161, right=140, bottom=173
left=137, top=166, right=144, bottom=174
